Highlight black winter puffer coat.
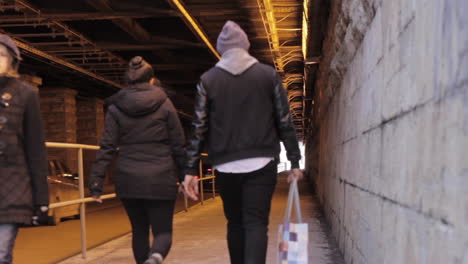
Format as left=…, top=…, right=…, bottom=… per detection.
left=89, top=83, right=185, bottom=200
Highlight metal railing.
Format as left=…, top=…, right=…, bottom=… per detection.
left=199, top=153, right=216, bottom=205
left=46, top=142, right=107, bottom=259
left=45, top=142, right=216, bottom=259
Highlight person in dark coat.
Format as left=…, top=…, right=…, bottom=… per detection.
left=0, top=34, right=49, bottom=264
left=89, top=56, right=186, bottom=264
left=183, top=21, right=303, bottom=264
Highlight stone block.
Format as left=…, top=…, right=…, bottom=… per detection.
left=432, top=0, right=468, bottom=97
left=360, top=193, right=383, bottom=264
left=380, top=0, right=400, bottom=52
left=381, top=16, right=434, bottom=120
left=308, top=0, right=468, bottom=262
left=418, top=90, right=468, bottom=229
left=379, top=202, right=398, bottom=263
left=361, top=8, right=384, bottom=79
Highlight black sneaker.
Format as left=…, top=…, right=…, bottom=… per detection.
left=143, top=253, right=163, bottom=264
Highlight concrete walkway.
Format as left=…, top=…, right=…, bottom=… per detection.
left=58, top=175, right=344, bottom=264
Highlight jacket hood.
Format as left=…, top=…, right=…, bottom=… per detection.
left=108, top=83, right=167, bottom=116
left=216, top=20, right=250, bottom=55
left=216, top=48, right=258, bottom=75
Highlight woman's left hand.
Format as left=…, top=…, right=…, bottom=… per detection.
left=92, top=196, right=103, bottom=203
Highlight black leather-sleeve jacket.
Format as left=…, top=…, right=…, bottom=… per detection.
left=185, top=82, right=209, bottom=176
left=185, top=70, right=301, bottom=175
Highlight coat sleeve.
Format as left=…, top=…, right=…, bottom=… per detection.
left=89, top=107, right=119, bottom=196
left=165, top=99, right=186, bottom=182
left=23, top=88, right=49, bottom=206
left=185, top=82, right=209, bottom=176
left=272, top=73, right=302, bottom=169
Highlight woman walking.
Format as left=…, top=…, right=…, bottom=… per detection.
left=89, top=56, right=186, bottom=264
left=0, top=34, right=49, bottom=264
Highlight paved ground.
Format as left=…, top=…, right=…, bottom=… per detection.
left=58, top=175, right=344, bottom=264
left=14, top=195, right=192, bottom=264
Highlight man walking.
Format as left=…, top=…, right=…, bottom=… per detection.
left=184, top=21, right=303, bottom=264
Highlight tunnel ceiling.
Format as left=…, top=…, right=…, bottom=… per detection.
left=0, top=0, right=328, bottom=138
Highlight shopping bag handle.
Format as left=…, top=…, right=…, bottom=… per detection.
left=284, top=179, right=303, bottom=223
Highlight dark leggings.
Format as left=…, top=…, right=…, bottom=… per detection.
left=121, top=199, right=175, bottom=264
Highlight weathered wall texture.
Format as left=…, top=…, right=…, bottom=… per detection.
left=37, top=87, right=106, bottom=175
left=77, top=98, right=105, bottom=183
left=40, top=88, right=78, bottom=171
left=305, top=0, right=468, bottom=263
left=76, top=98, right=104, bottom=145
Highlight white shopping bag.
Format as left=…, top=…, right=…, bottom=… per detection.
left=277, top=179, right=308, bottom=264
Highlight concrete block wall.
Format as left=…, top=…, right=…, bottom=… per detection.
left=305, top=0, right=468, bottom=263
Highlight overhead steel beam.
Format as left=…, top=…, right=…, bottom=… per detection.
left=106, top=1, right=238, bottom=18
left=81, top=63, right=208, bottom=71
left=88, top=64, right=206, bottom=71
left=184, top=9, right=240, bottom=16
left=12, top=0, right=112, bottom=51
left=60, top=53, right=109, bottom=58
left=0, top=4, right=27, bottom=10
left=2, top=0, right=126, bottom=89
left=79, top=62, right=125, bottom=66
left=41, top=43, right=202, bottom=52
left=0, top=11, right=180, bottom=22
left=48, top=50, right=109, bottom=56
left=41, top=39, right=203, bottom=53
left=14, top=39, right=122, bottom=88
left=94, top=43, right=203, bottom=50
left=30, top=41, right=85, bottom=46
left=0, top=22, right=52, bottom=27
left=69, top=57, right=118, bottom=62
left=86, top=0, right=178, bottom=63
left=9, top=32, right=68, bottom=37
left=167, top=0, right=220, bottom=60
left=149, top=36, right=206, bottom=47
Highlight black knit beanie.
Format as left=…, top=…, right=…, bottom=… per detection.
left=125, top=56, right=154, bottom=84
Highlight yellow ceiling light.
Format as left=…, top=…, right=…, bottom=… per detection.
left=170, top=0, right=220, bottom=59
left=302, top=0, right=310, bottom=59
left=257, top=0, right=284, bottom=72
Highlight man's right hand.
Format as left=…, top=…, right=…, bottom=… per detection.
left=287, top=168, right=304, bottom=183
left=183, top=175, right=199, bottom=201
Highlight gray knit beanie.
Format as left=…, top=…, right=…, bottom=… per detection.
left=125, top=56, right=154, bottom=84
left=0, top=34, right=22, bottom=68
left=216, top=21, right=250, bottom=55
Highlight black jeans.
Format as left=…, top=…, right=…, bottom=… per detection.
left=217, top=161, right=277, bottom=264
left=121, top=199, right=175, bottom=264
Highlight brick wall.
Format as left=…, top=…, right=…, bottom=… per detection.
left=76, top=98, right=105, bottom=184
left=40, top=88, right=78, bottom=172
left=77, top=98, right=104, bottom=145
left=38, top=89, right=107, bottom=182
left=305, top=0, right=468, bottom=263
